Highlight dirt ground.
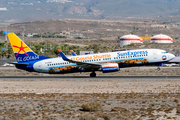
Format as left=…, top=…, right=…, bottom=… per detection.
left=1, top=67, right=180, bottom=120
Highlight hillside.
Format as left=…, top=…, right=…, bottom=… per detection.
left=0, top=19, right=179, bottom=57
left=0, top=0, right=180, bottom=22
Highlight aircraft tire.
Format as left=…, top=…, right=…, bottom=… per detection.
left=90, top=73, right=96, bottom=77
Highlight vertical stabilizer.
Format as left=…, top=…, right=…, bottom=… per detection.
left=7, top=33, right=50, bottom=63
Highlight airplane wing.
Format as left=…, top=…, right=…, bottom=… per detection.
left=58, top=49, right=101, bottom=69
left=68, top=59, right=101, bottom=69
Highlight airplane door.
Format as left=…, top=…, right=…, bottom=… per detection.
left=153, top=51, right=157, bottom=59
left=38, top=62, right=42, bottom=72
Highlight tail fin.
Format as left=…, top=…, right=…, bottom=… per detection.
left=7, top=33, right=50, bottom=63
left=70, top=50, right=77, bottom=56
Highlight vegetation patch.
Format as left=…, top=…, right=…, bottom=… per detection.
left=81, top=101, right=102, bottom=111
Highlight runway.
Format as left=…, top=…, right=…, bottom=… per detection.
left=0, top=76, right=179, bottom=80
left=0, top=75, right=179, bottom=94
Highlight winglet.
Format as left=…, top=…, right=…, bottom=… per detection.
left=58, top=49, right=62, bottom=52
left=58, top=49, right=69, bottom=61
left=70, top=50, right=77, bottom=56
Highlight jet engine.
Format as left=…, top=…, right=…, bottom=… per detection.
left=101, top=63, right=119, bottom=73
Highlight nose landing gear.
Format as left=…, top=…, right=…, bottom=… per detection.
left=157, top=66, right=160, bottom=71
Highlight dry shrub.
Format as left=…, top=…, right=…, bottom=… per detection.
left=103, top=114, right=111, bottom=120
left=174, top=99, right=179, bottom=103
left=81, top=101, right=102, bottom=111
left=176, top=107, right=180, bottom=113
left=23, top=117, right=34, bottom=120
left=79, top=114, right=97, bottom=120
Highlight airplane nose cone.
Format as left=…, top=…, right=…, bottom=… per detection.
left=170, top=53, right=175, bottom=60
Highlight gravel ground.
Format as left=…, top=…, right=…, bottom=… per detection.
left=0, top=67, right=180, bottom=119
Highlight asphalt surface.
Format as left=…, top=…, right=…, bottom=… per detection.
left=0, top=76, right=179, bottom=80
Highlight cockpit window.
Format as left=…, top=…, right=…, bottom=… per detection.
left=162, top=51, right=168, bottom=54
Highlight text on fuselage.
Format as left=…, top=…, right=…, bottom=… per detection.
left=117, top=50, right=148, bottom=57
left=17, top=55, right=40, bottom=62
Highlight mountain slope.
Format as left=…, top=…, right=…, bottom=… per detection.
left=0, top=0, right=180, bottom=22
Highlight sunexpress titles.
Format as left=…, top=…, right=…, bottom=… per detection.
left=117, top=50, right=148, bottom=57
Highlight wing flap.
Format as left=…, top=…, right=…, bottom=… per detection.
left=68, top=59, right=101, bottom=69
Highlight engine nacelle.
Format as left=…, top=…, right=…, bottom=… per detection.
left=101, top=63, right=119, bottom=73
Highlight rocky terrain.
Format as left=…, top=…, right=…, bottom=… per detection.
left=1, top=93, right=180, bottom=120
left=1, top=0, right=180, bottom=22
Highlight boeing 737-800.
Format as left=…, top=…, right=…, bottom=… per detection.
left=7, top=33, right=175, bottom=77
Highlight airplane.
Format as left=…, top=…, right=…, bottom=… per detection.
left=7, top=32, right=175, bottom=77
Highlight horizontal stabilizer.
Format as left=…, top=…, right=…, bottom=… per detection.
left=8, top=62, right=29, bottom=66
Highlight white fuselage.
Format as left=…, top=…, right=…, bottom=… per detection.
left=33, top=49, right=175, bottom=73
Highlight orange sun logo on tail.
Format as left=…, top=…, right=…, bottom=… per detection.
left=13, top=41, right=29, bottom=56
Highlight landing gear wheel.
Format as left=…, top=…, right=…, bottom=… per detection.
left=90, top=72, right=96, bottom=77
left=157, top=67, right=160, bottom=71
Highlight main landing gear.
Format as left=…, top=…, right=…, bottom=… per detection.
left=90, top=71, right=96, bottom=77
